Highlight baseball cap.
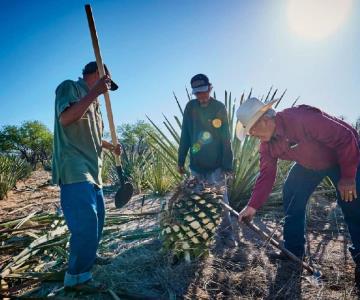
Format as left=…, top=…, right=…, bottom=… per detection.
left=82, top=61, right=118, bottom=91
left=190, top=74, right=211, bottom=94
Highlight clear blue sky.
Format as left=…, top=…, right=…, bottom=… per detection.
left=0, top=0, right=359, bottom=132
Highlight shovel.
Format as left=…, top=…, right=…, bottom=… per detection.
left=85, top=4, right=133, bottom=208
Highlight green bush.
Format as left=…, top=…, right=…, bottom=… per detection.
left=0, top=155, right=31, bottom=200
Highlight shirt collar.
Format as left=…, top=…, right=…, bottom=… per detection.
left=272, top=114, right=285, bottom=139
left=77, top=77, right=90, bottom=92
left=196, top=97, right=214, bottom=107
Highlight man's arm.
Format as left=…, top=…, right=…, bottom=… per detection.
left=178, top=104, right=191, bottom=173
left=239, top=143, right=278, bottom=222
left=59, top=75, right=111, bottom=127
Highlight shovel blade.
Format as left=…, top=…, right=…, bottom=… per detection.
left=115, top=182, right=133, bottom=208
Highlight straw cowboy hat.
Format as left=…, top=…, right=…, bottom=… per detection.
left=235, top=97, right=278, bottom=141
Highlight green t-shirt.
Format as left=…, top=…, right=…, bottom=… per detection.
left=52, top=78, right=104, bottom=187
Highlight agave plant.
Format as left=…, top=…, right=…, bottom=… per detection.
left=147, top=88, right=290, bottom=211
left=102, top=138, right=152, bottom=194
left=225, top=88, right=288, bottom=210
left=145, top=150, right=177, bottom=196
left=0, top=155, right=31, bottom=200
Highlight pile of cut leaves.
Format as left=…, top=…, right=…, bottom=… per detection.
left=0, top=208, right=160, bottom=298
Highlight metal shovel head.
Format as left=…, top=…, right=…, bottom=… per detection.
left=115, top=182, right=133, bottom=208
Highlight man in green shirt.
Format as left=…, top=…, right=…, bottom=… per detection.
left=52, top=61, right=120, bottom=292
left=178, top=74, right=236, bottom=249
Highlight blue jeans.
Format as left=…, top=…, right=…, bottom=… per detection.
left=283, top=163, right=360, bottom=265
left=60, top=182, right=105, bottom=286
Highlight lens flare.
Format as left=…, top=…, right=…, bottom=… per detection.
left=200, top=131, right=212, bottom=144
left=191, top=143, right=201, bottom=154
left=212, top=118, right=222, bottom=128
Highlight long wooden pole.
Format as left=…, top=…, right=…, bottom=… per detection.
left=85, top=4, right=121, bottom=166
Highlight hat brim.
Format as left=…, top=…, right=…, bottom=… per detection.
left=192, top=85, right=210, bottom=94
left=110, top=80, right=118, bottom=91
left=235, top=121, right=247, bottom=141
left=235, top=98, right=278, bottom=141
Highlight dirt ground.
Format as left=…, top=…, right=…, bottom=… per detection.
left=0, top=171, right=359, bottom=299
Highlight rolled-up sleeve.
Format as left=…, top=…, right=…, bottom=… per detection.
left=55, top=80, right=80, bottom=118
left=248, top=143, right=278, bottom=210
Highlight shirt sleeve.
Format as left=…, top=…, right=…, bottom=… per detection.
left=55, top=80, right=80, bottom=118
left=178, top=104, right=191, bottom=167
left=301, top=109, right=360, bottom=180
left=220, top=105, right=233, bottom=171
left=248, top=143, right=278, bottom=210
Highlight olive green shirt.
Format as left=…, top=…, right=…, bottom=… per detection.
left=52, top=78, right=104, bottom=187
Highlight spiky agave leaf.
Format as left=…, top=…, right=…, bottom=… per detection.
left=148, top=88, right=294, bottom=211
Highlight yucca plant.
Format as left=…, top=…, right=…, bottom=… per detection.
left=0, top=155, right=31, bottom=200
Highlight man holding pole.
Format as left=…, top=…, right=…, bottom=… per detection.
left=52, top=61, right=120, bottom=292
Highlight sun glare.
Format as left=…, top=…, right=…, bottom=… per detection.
left=287, top=0, right=352, bottom=40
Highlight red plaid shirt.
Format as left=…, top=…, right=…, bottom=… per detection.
left=248, top=105, right=360, bottom=210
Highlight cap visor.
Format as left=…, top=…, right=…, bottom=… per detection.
left=110, top=80, right=118, bottom=91
left=192, top=85, right=209, bottom=94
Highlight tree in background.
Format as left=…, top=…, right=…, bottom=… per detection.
left=0, top=121, right=53, bottom=170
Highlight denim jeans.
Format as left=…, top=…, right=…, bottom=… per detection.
left=283, top=163, right=360, bottom=265
left=60, top=181, right=105, bottom=286
left=190, top=168, right=234, bottom=240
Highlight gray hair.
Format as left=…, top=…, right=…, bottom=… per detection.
left=263, top=108, right=276, bottom=118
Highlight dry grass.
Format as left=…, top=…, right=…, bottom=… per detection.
left=0, top=172, right=359, bottom=299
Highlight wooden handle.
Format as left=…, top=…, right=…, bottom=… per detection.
left=219, top=199, right=317, bottom=275
left=85, top=4, right=121, bottom=166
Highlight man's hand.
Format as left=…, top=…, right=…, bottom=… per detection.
left=178, top=166, right=185, bottom=175
left=90, top=75, right=112, bottom=97
left=112, top=144, right=122, bottom=156
left=238, top=205, right=257, bottom=223
left=102, top=141, right=122, bottom=155
left=338, top=178, right=357, bottom=202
